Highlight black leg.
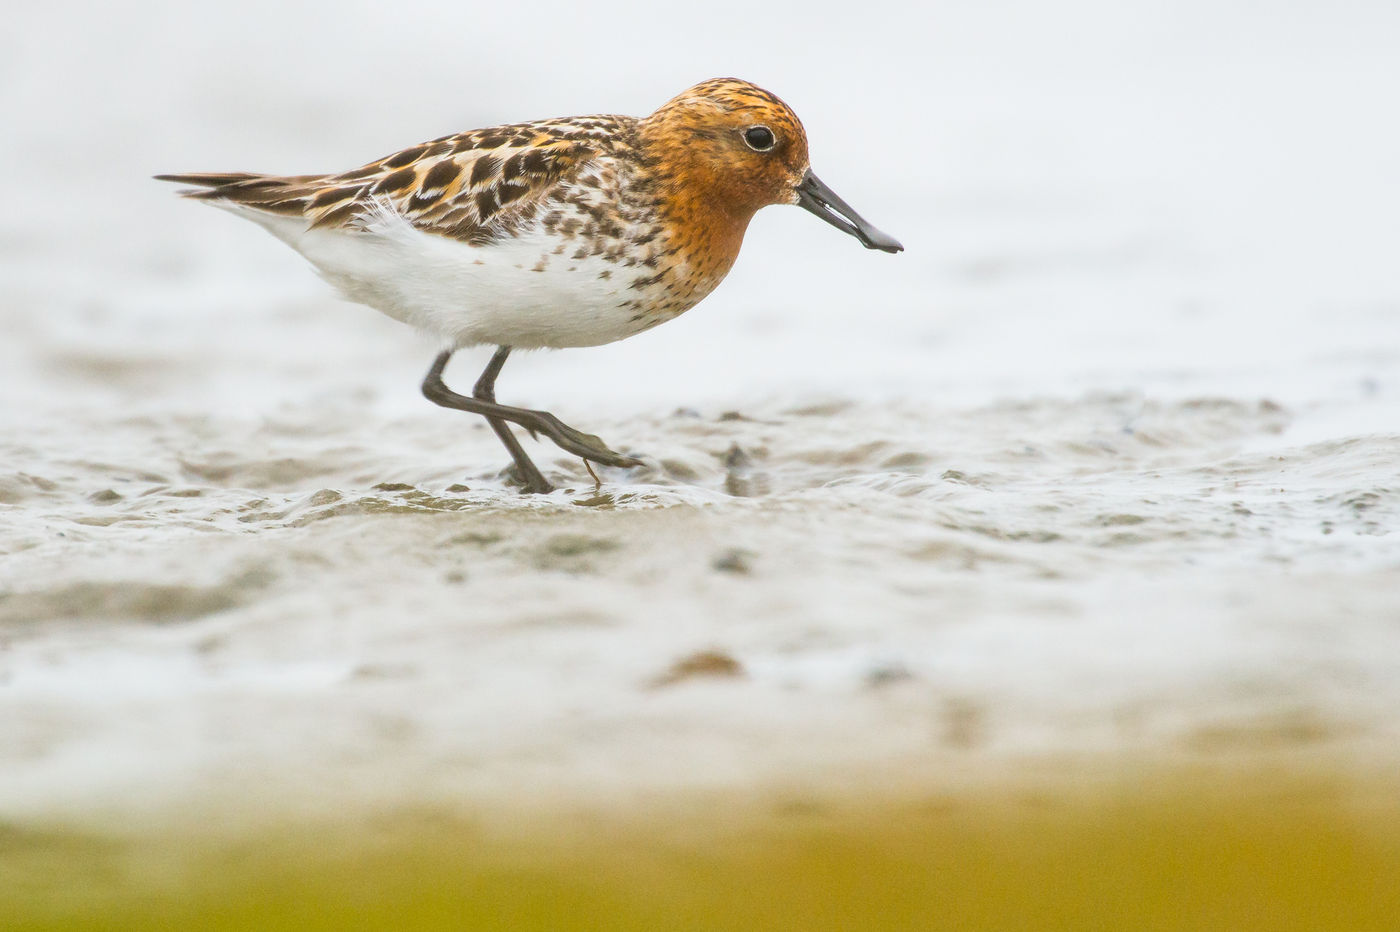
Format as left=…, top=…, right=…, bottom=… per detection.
left=421, top=348, right=641, bottom=494
left=470, top=347, right=553, bottom=493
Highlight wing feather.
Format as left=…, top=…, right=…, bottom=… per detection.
left=155, top=117, right=638, bottom=245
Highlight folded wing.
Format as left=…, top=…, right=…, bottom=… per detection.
left=156, top=123, right=607, bottom=246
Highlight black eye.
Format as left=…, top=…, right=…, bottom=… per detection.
left=743, top=125, right=776, bottom=152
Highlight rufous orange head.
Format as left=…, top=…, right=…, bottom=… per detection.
left=640, top=79, right=903, bottom=255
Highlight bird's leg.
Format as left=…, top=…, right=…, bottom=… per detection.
left=421, top=349, right=640, bottom=493
left=460, top=348, right=642, bottom=468
left=471, top=346, right=554, bottom=494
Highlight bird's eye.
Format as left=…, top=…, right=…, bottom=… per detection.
left=743, top=125, right=776, bottom=152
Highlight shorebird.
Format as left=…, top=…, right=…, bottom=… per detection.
left=158, top=78, right=902, bottom=493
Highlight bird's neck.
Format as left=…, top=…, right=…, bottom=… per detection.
left=635, top=120, right=756, bottom=293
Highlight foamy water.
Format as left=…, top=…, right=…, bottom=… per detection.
left=2, top=0, right=1399, bottom=827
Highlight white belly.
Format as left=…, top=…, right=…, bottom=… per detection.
left=237, top=204, right=673, bottom=350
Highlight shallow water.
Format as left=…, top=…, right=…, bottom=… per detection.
left=5, top=363, right=1399, bottom=843
left=3, top=0, right=1400, bottom=924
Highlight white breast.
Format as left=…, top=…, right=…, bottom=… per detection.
left=230, top=199, right=676, bottom=350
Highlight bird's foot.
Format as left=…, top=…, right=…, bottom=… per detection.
left=527, top=411, right=643, bottom=469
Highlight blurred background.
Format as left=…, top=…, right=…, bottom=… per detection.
left=2, top=1, right=1399, bottom=928
left=4, top=0, right=1396, bottom=411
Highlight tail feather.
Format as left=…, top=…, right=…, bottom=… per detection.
left=155, top=171, right=326, bottom=216
left=154, top=172, right=266, bottom=187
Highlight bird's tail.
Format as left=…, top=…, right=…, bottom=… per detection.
left=154, top=172, right=325, bottom=217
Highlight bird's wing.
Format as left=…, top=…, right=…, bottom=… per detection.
left=156, top=117, right=632, bottom=245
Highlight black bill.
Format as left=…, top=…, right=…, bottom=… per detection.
left=795, top=170, right=904, bottom=253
